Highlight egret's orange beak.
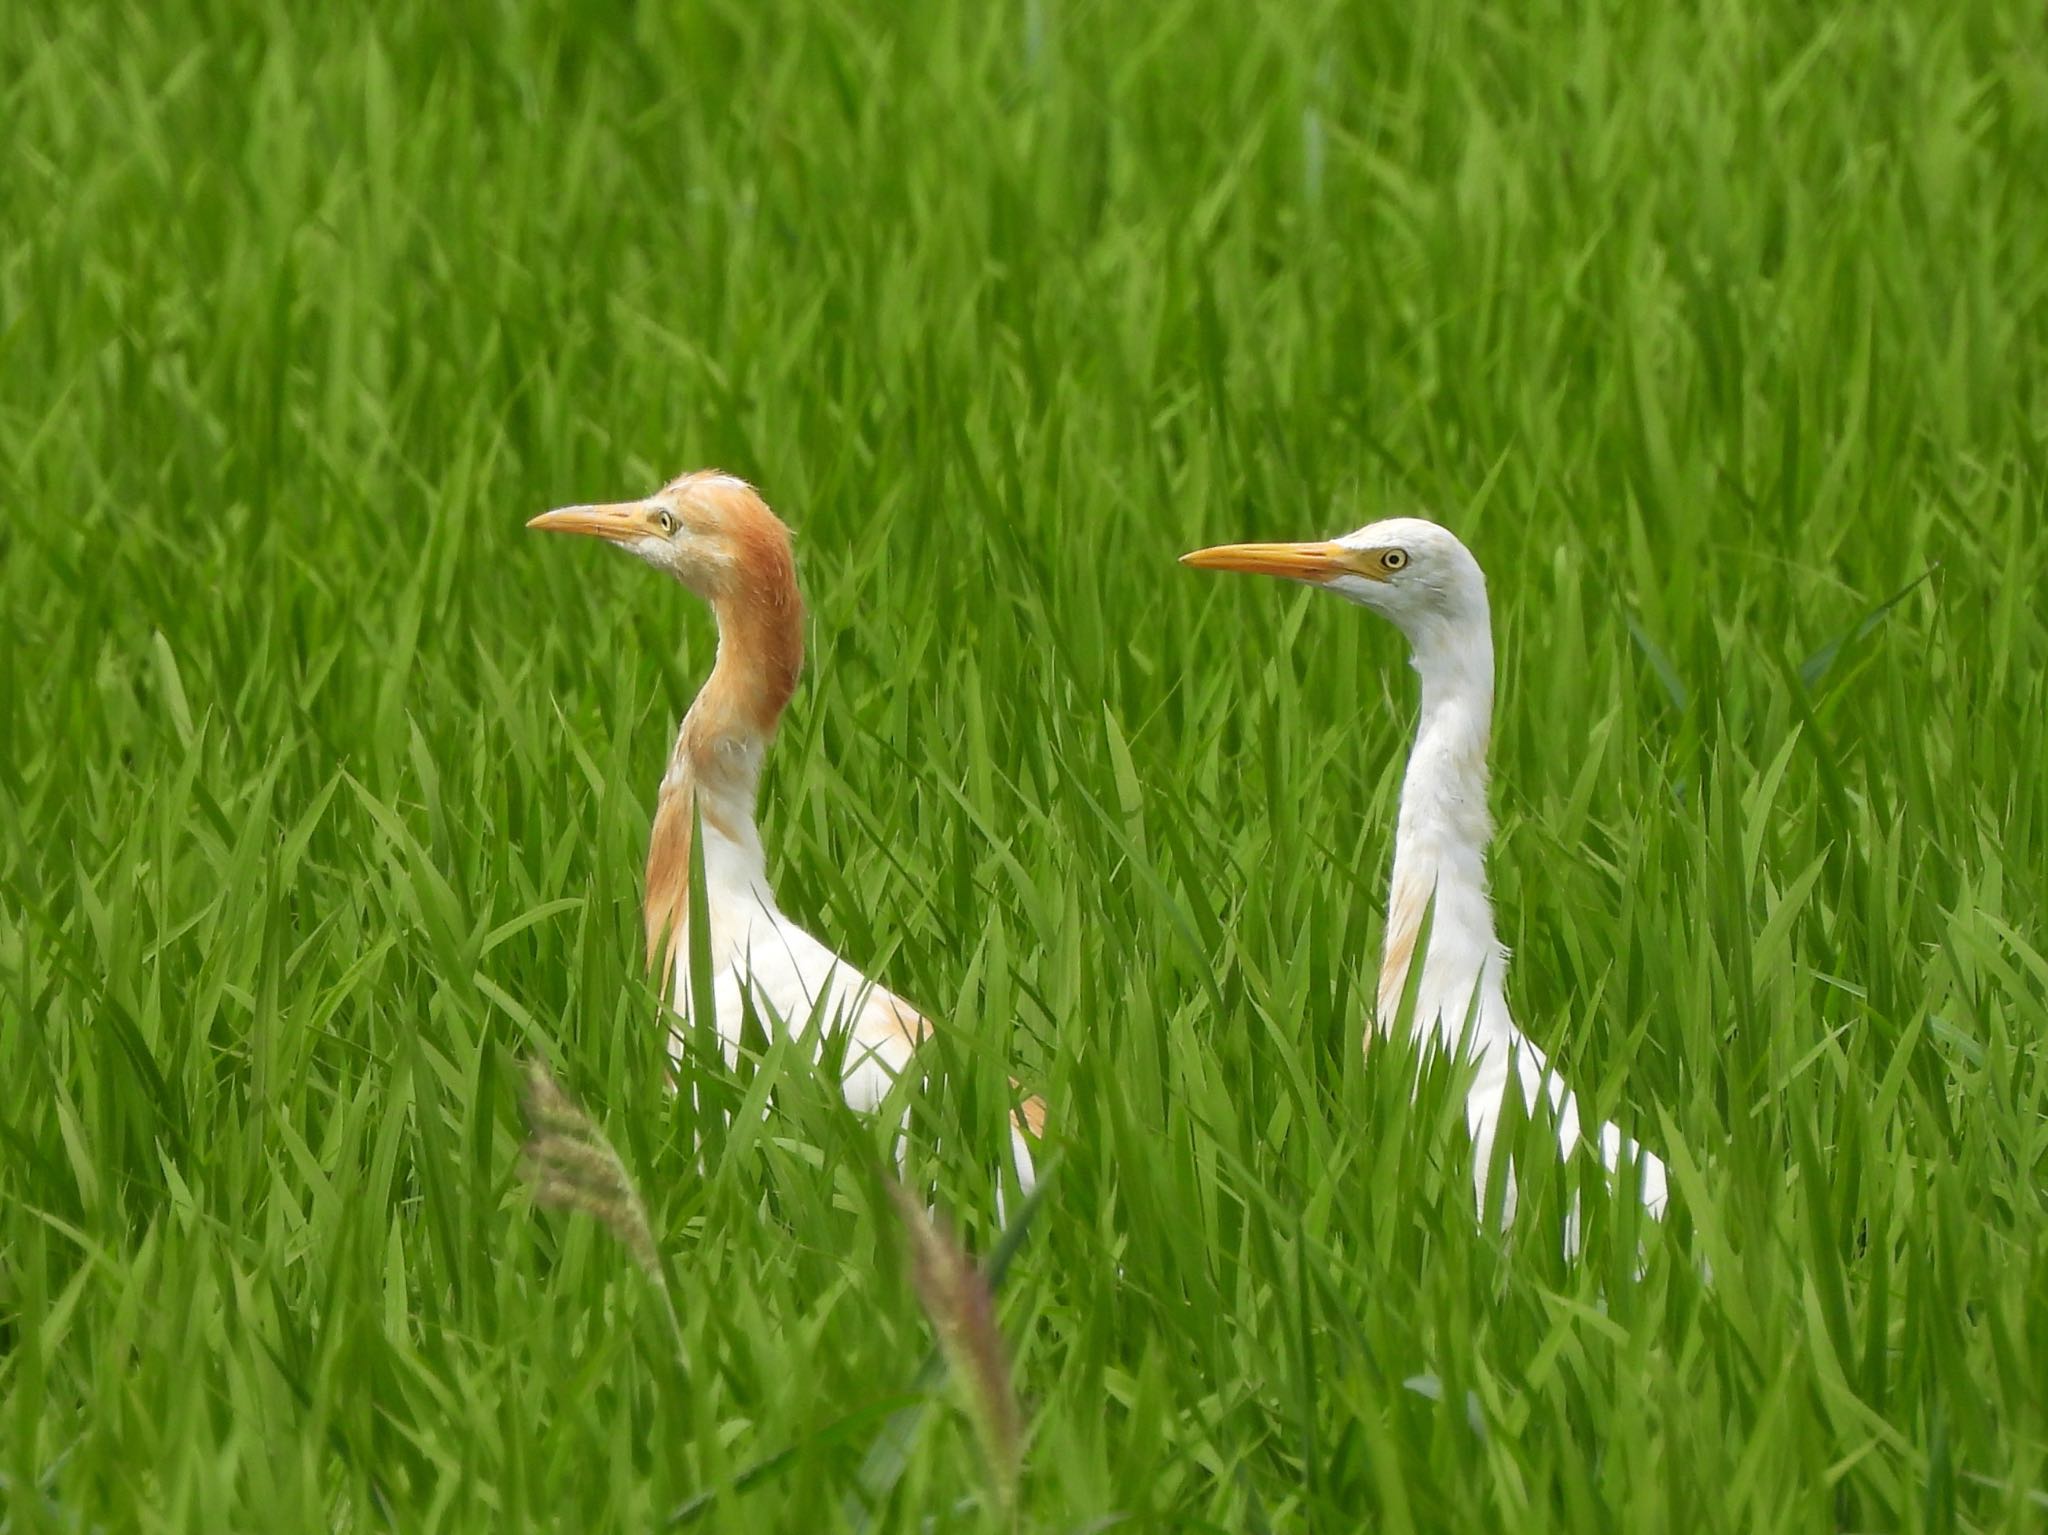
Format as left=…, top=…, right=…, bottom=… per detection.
left=1179, top=540, right=1355, bottom=583
left=527, top=500, right=655, bottom=543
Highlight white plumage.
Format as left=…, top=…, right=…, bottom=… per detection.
left=1183, top=518, right=1668, bottom=1233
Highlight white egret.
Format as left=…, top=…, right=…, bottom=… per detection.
left=1182, top=519, right=1668, bottom=1229
left=531, top=470, right=1043, bottom=1187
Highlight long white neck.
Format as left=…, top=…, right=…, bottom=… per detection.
left=1375, top=614, right=1502, bottom=1036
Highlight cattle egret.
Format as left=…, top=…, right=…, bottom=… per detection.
left=1182, top=519, right=1668, bottom=1230
left=531, top=471, right=1042, bottom=1188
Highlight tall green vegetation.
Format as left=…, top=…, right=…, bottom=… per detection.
left=3, top=0, right=2044, bottom=1528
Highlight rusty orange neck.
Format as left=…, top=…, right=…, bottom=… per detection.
left=643, top=535, right=806, bottom=984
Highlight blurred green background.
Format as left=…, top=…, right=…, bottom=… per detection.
left=3, top=1, right=2045, bottom=1529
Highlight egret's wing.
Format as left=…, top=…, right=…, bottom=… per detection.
left=1465, top=995, right=1670, bottom=1228
left=707, top=910, right=1042, bottom=1170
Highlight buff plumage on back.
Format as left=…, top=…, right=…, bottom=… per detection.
left=1375, top=875, right=1430, bottom=1029
left=645, top=778, right=693, bottom=985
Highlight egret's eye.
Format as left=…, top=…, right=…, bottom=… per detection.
left=656, top=508, right=677, bottom=535
left=1381, top=549, right=1408, bottom=572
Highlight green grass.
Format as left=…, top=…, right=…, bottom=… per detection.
left=4, top=0, right=2047, bottom=1528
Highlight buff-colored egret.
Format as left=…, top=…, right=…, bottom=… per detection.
left=531, top=470, right=1042, bottom=1188
left=1182, top=519, right=1668, bottom=1229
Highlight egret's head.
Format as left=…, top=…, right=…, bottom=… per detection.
left=528, top=469, right=793, bottom=603
left=1181, top=516, right=1487, bottom=641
